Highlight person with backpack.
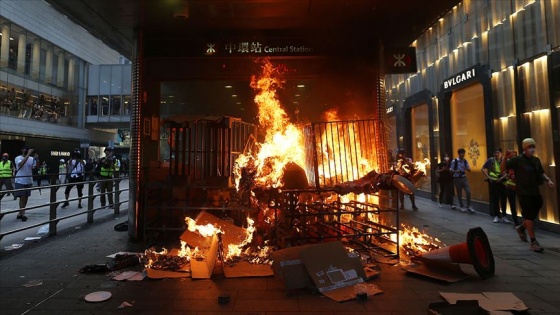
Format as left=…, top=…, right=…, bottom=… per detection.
left=450, top=148, right=475, bottom=213
left=501, top=138, right=555, bottom=253
left=61, top=149, right=85, bottom=209
left=482, top=148, right=509, bottom=223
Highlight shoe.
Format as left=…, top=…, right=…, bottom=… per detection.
left=438, top=203, right=443, bottom=208
left=451, top=205, right=458, bottom=210
left=21, top=215, right=28, bottom=222
left=502, top=217, right=511, bottom=224
left=108, top=204, right=114, bottom=209
left=530, top=241, right=544, bottom=253
left=412, top=206, right=419, bottom=211
left=16, top=214, right=22, bottom=220
left=101, top=204, right=106, bottom=208
left=515, top=225, right=528, bottom=242
left=493, top=216, right=500, bottom=223
left=78, top=204, right=83, bottom=209
left=61, top=202, right=70, bottom=209
left=467, top=207, right=476, bottom=213
left=460, top=208, right=467, bottom=212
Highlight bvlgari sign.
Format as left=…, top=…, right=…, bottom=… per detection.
left=443, top=68, right=477, bottom=89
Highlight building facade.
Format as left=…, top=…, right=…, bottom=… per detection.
left=0, top=0, right=127, bottom=166
left=386, top=0, right=560, bottom=231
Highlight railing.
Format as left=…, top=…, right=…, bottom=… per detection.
left=0, top=175, right=128, bottom=241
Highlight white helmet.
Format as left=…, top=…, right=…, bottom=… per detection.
left=60, top=159, right=65, bottom=163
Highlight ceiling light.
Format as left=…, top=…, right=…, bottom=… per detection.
left=231, top=94, right=237, bottom=97
left=297, top=84, right=305, bottom=88
left=224, top=85, right=232, bottom=88
left=294, top=94, right=300, bottom=97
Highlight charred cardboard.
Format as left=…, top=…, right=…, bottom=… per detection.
left=180, top=211, right=272, bottom=278
left=402, top=261, right=470, bottom=283
left=300, top=241, right=367, bottom=302
left=190, top=234, right=219, bottom=279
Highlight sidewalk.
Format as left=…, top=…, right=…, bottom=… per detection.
left=1, top=196, right=560, bottom=314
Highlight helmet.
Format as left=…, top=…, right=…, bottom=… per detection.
left=72, top=148, right=81, bottom=159
left=60, top=159, right=65, bottom=163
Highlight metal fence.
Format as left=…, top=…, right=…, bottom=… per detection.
left=0, top=175, right=128, bottom=241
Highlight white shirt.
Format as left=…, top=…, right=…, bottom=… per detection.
left=14, top=155, right=34, bottom=184
left=68, top=159, right=85, bottom=178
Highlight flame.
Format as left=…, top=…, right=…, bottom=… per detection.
left=234, top=58, right=305, bottom=189
left=393, top=224, right=442, bottom=256
left=225, top=217, right=256, bottom=260
left=185, top=217, right=224, bottom=237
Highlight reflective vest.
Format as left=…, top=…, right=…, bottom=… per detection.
left=39, top=164, right=48, bottom=175
left=0, top=160, right=12, bottom=177
left=59, top=164, right=66, bottom=173
left=488, top=158, right=502, bottom=180
left=100, top=159, right=119, bottom=177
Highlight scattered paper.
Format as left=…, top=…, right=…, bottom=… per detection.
left=112, top=271, right=146, bottom=281
left=106, top=252, right=141, bottom=258
left=4, top=244, right=24, bottom=251
left=118, top=301, right=134, bottom=309
left=440, top=292, right=529, bottom=313
left=37, top=225, right=49, bottom=235
left=23, top=280, right=43, bottom=287
left=24, top=237, right=42, bottom=241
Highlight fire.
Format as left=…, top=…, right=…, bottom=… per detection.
left=234, top=58, right=306, bottom=190
left=185, top=217, right=224, bottom=237
left=395, top=224, right=442, bottom=257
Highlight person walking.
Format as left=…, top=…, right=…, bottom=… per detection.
left=502, top=150, right=521, bottom=227
left=98, top=147, right=118, bottom=208
left=450, top=148, right=475, bottom=213
left=58, top=159, right=67, bottom=184
left=0, top=153, right=15, bottom=201
left=482, top=148, right=509, bottom=223
left=61, top=149, right=85, bottom=209
left=13, top=146, right=35, bottom=221
left=436, top=153, right=454, bottom=208
left=501, top=138, right=555, bottom=253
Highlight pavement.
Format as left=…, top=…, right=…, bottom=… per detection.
left=1, top=195, right=560, bottom=315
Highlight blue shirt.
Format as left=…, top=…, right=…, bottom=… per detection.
left=451, top=158, right=469, bottom=178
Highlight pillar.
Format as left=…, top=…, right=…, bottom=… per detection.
left=45, top=45, right=53, bottom=83
left=67, top=57, right=75, bottom=91
left=57, top=51, right=65, bottom=87
left=0, top=24, right=10, bottom=67
left=31, top=38, right=40, bottom=79
left=16, top=33, right=26, bottom=74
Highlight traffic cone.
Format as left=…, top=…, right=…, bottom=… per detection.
left=412, top=227, right=495, bottom=279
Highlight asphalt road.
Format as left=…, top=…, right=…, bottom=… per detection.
left=0, top=178, right=129, bottom=251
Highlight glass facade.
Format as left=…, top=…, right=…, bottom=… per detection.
left=0, top=17, right=86, bottom=127
left=385, top=0, right=559, bottom=226
left=410, top=104, right=431, bottom=192
left=86, top=64, right=131, bottom=117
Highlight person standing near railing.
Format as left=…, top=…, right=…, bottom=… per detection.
left=0, top=153, right=15, bottom=201
left=61, top=149, right=86, bottom=209
left=97, top=147, right=118, bottom=208
left=13, top=146, right=35, bottom=221
left=58, top=159, right=67, bottom=184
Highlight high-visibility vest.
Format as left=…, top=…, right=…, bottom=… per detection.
left=100, top=159, right=119, bottom=177
left=0, top=160, right=12, bottom=177
left=488, top=158, right=502, bottom=180
left=39, top=164, right=48, bottom=175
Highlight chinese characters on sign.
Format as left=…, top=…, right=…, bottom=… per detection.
left=205, top=41, right=313, bottom=56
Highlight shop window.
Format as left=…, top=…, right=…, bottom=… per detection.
left=111, top=95, right=121, bottom=115
left=100, top=96, right=109, bottom=115
left=86, top=96, right=98, bottom=115
left=410, top=104, right=431, bottom=192
left=450, top=83, right=488, bottom=203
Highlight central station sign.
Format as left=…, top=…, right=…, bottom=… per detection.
left=204, top=40, right=314, bottom=56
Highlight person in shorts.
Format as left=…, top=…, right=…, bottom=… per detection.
left=14, top=145, right=35, bottom=221
left=502, top=138, right=555, bottom=252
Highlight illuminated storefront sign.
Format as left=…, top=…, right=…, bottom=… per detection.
left=443, top=68, right=476, bottom=89
left=386, top=105, right=394, bottom=114
left=205, top=41, right=313, bottom=56
left=51, top=151, right=71, bottom=157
